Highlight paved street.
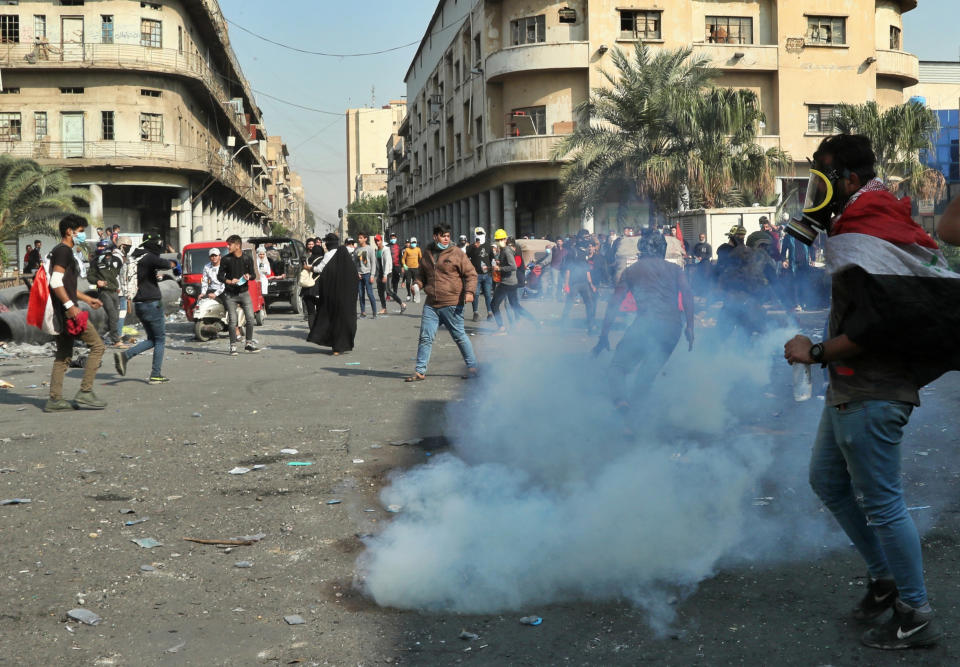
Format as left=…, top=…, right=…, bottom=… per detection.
left=1, top=299, right=958, bottom=665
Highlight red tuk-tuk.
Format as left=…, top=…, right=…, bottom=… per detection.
left=180, top=240, right=266, bottom=323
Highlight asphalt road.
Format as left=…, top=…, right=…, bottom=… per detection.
left=1, top=296, right=958, bottom=666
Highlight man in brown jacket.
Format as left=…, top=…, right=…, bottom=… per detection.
left=406, top=223, right=479, bottom=381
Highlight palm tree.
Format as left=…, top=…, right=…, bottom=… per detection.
left=0, top=155, right=90, bottom=244
left=833, top=100, right=946, bottom=203
left=553, top=45, right=789, bottom=225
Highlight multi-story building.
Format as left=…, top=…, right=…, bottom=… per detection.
left=345, top=101, right=406, bottom=207
left=264, top=135, right=307, bottom=237
left=0, top=0, right=301, bottom=250
left=389, top=0, right=920, bottom=241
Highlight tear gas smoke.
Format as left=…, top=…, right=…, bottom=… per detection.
left=359, top=326, right=839, bottom=630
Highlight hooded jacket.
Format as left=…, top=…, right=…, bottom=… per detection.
left=417, top=242, right=478, bottom=307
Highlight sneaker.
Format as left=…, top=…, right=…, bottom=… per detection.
left=794, top=305, right=804, bottom=312
left=229, top=344, right=238, bottom=356
left=114, top=351, right=127, bottom=377
left=244, top=342, right=260, bottom=353
left=148, top=376, right=170, bottom=385
left=413, top=286, right=420, bottom=304
left=861, top=598, right=941, bottom=649
left=853, top=578, right=898, bottom=621
left=44, top=398, right=75, bottom=413
left=359, top=312, right=366, bottom=318
left=74, top=390, right=107, bottom=410
left=486, top=313, right=494, bottom=321
left=405, top=295, right=411, bottom=302
left=472, top=312, right=479, bottom=322
left=399, top=303, right=407, bottom=313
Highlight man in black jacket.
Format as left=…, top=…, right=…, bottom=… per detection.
left=465, top=230, right=494, bottom=322
left=217, top=234, right=259, bottom=355
left=89, top=239, right=125, bottom=348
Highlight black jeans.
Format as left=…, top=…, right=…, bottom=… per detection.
left=561, top=283, right=597, bottom=329
left=491, top=284, right=537, bottom=328
left=377, top=276, right=403, bottom=309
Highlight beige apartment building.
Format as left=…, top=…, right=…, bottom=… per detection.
left=0, top=0, right=305, bottom=251
left=345, top=101, right=406, bottom=205
left=388, top=0, right=920, bottom=241
left=265, top=135, right=308, bottom=238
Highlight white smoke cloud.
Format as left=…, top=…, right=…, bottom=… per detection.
left=358, top=323, right=834, bottom=630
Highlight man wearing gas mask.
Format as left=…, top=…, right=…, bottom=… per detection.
left=784, top=134, right=942, bottom=650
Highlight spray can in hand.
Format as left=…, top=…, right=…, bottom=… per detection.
left=792, top=363, right=812, bottom=402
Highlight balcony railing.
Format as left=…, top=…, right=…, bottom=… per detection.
left=485, top=135, right=564, bottom=166
left=0, top=42, right=250, bottom=141
left=875, top=49, right=920, bottom=85
left=0, top=139, right=266, bottom=210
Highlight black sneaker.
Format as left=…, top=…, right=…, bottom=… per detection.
left=472, top=312, right=479, bottom=322
left=244, top=342, right=260, bottom=353
left=114, top=351, right=127, bottom=377
left=861, top=598, right=942, bottom=650
left=854, top=578, right=898, bottom=621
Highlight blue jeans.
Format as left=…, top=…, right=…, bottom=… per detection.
left=117, top=295, right=127, bottom=339
left=809, top=400, right=927, bottom=606
left=358, top=274, right=377, bottom=314
left=415, top=304, right=477, bottom=375
left=473, top=273, right=493, bottom=315
left=125, top=300, right=165, bottom=377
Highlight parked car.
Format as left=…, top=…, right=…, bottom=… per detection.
left=247, top=236, right=307, bottom=314
left=180, top=240, right=266, bottom=325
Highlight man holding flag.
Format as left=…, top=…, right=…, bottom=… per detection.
left=784, top=134, right=952, bottom=650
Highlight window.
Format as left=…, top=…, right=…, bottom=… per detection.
left=101, top=111, right=114, bottom=140
left=140, top=88, right=161, bottom=97
left=510, top=15, right=545, bottom=46
left=455, top=133, right=462, bottom=157
left=0, top=112, right=21, bottom=142
left=177, top=25, right=182, bottom=53
left=0, top=15, right=19, bottom=43
left=510, top=106, right=546, bottom=136
left=806, top=16, right=846, bottom=45
left=475, top=116, right=483, bottom=144
left=140, top=113, right=162, bottom=142
left=890, top=25, right=902, bottom=50
left=620, top=10, right=661, bottom=40
left=0, top=87, right=19, bottom=93
left=706, top=17, right=753, bottom=44
left=473, top=34, right=481, bottom=66
left=60, top=87, right=84, bottom=94
left=807, top=104, right=838, bottom=133
left=101, top=15, right=113, bottom=44
left=34, top=111, right=47, bottom=140
left=60, top=0, right=84, bottom=5
left=33, top=15, right=45, bottom=40
left=141, top=18, right=161, bottom=48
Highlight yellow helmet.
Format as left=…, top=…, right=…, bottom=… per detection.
left=493, top=229, right=508, bottom=240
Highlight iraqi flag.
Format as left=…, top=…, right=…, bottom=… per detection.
left=827, top=187, right=960, bottom=386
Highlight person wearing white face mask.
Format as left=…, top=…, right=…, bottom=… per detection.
left=402, top=236, right=422, bottom=303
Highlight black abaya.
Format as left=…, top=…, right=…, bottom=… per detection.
left=307, top=246, right=358, bottom=353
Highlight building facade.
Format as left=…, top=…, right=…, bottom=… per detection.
left=345, top=101, right=406, bottom=206
left=389, top=0, right=920, bottom=241
left=0, top=0, right=305, bottom=251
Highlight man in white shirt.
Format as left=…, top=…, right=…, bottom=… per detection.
left=200, top=247, right=226, bottom=301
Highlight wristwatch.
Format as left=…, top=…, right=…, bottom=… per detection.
left=809, top=342, right=825, bottom=365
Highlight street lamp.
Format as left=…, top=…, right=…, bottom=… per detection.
left=227, top=137, right=260, bottom=162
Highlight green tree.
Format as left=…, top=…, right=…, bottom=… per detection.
left=346, top=194, right=387, bottom=238
left=0, top=155, right=90, bottom=244
left=553, top=46, right=789, bottom=224
left=833, top=100, right=946, bottom=202
left=269, top=220, right=292, bottom=237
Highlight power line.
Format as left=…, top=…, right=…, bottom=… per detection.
left=250, top=88, right=343, bottom=116
left=224, top=16, right=461, bottom=58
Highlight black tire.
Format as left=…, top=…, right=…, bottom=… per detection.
left=194, top=320, right=215, bottom=342
left=254, top=308, right=265, bottom=326
left=290, top=287, right=303, bottom=314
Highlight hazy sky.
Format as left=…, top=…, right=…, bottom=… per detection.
left=219, top=0, right=957, bottom=234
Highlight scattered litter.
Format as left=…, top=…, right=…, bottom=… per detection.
left=184, top=536, right=261, bottom=546
left=352, top=458, right=365, bottom=464
left=119, top=508, right=136, bottom=514
left=329, top=428, right=350, bottom=433
left=165, top=641, right=186, bottom=654
left=917, top=451, right=929, bottom=456
left=67, top=609, right=102, bottom=626
left=131, top=538, right=162, bottom=549
left=124, top=518, right=149, bottom=526
left=280, top=448, right=299, bottom=455
left=191, top=412, right=202, bottom=418
left=752, top=497, right=774, bottom=506
left=370, top=444, right=382, bottom=449
left=344, top=362, right=361, bottom=366
left=425, top=452, right=432, bottom=457
left=234, top=561, right=253, bottom=568
left=459, top=631, right=479, bottom=641
left=287, top=461, right=313, bottom=466
left=907, top=505, right=932, bottom=511
left=228, top=467, right=252, bottom=475
left=389, top=438, right=423, bottom=447
left=0, top=380, right=13, bottom=389
left=386, top=504, right=402, bottom=513
left=231, top=533, right=267, bottom=543
left=140, top=565, right=156, bottom=572
left=27, top=384, right=38, bottom=389
left=284, top=615, right=306, bottom=625
left=16, top=407, right=25, bottom=411
left=519, top=616, right=542, bottom=626
left=0, top=468, right=16, bottom=474
left=252, top=464, right=266, bottom=470
left=1, top=498, right=31, bottom=505
left=364, top=509, right=376, bottom=513
left=326, top=499, right=342, bottom=505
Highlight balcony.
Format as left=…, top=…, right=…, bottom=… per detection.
left=485, top=42, right=589, bottom=82
left=485, top=135, right=564, bottom=166
left=0, top=42, right=251, bottom=141
left=875, top=49, right=919, bottom=85
left=691, top=44, right=778, bottom=71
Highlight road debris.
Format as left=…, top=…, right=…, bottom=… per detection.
left=1, top=498, right=31, bottom=505
left=184, top=537, right=258, bottom=546
left=67, top=609, right=102, bottom=626
left=386, top=504, right=402, bottom=513
left=165, top=641, right=186, bottom=654
left=131, top=538, right=162, bottom=549
left=228, top=467, right=252, bottom=475
left=389, top=438, right=423, bottom=447
left=907, top=505, right=932, bottom=511
left=280, top=448, right=299, bottom=455
left=140, top=565, right=156, bottom=572
left=326, top=499, right=342, bottom=505
left=234, top=561, right=253, bottom=568
left=0, top=379, right=13, bottom=389
left=287, top=461, right=313, bottom=466
left=519, top=616, right=543, bottom=626
left=284, top=614, right=306, bottom=625
left=124, top=518, right=149, bottom=526
left=459, top=631, right=479, bottom=641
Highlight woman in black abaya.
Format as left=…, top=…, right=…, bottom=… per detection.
left=303, top=238, right=324, bottom=322
left=307, top=235, right=358, bottom=355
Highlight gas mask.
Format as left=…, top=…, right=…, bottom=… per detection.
left=784, top=167, right=846, bottom=245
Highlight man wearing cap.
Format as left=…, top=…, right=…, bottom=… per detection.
left=402, top=236, right=422, bottom=302
left=88, top=238, right=126, bottom=348
left=466, top=228, right=493, bottom=322
left=200, top=247, right=226, bottom=304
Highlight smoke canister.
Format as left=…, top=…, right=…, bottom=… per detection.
left=792, top=363, right=812, bottom=402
